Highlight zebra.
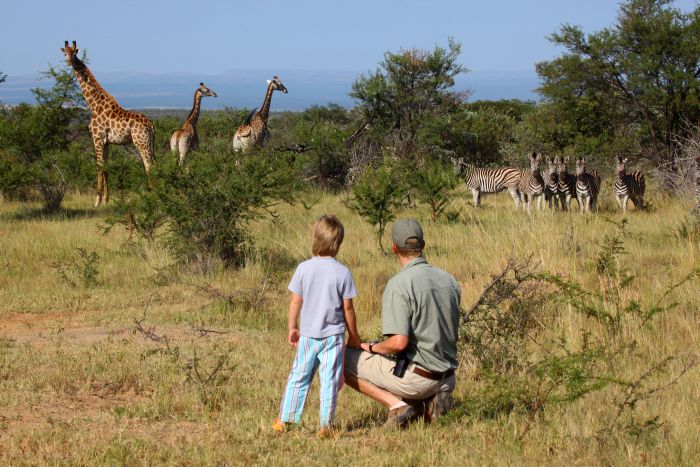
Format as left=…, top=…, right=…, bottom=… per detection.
left=518, top=152, right=545, bottom=214
left=557, top=156, right=578, bottom=211
left=613, top=156, right=645, bottom=214
left=453, top=158, right=521, bottom=208
left=575, top=156, right=601, bottom=213
left=544, top=157, right=560, bottom=210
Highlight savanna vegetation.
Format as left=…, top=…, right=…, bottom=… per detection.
left=1, top=0, right=699, bottom=464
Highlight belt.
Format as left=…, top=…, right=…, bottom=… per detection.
left=412, top=366, right=455, bottom=381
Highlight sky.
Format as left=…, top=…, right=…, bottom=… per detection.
left=3, top=0, right=697, bottom=76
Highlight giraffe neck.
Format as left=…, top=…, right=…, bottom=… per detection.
left=69, top=56, right=118, bottom=113
left=256, top=83, right=275, bottom=123
left=186, top=91, right=203, bottom=126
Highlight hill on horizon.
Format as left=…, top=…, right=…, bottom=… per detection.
left=0, top=69, right=540, bottom=110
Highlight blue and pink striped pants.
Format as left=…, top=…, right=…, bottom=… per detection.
left=279, top=334, right=345, bottom=427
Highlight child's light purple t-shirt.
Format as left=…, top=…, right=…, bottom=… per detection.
left=288, top=257, right=357, bottom=338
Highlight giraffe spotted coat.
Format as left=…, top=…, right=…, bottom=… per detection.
left=232, top=76, right=288, bottom=153
left=62, top=41, right=155, bottom=207
left=170, top=82, right=217, bottom=165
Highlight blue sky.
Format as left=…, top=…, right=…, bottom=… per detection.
left=3, top=0, right=698, bottom=76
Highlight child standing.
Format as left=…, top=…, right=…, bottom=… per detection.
left=273, top=215, right=361, bottom=437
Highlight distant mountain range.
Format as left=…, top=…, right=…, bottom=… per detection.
left=0, top=69, right=540, bottom=110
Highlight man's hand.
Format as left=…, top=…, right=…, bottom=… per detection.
left=288, top=328, right=300, bottom=347
left=358, top=335, right=409, bottom=355
left=347, top=335, right=361, bottom=349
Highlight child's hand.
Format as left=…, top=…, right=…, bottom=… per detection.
left=346, top=336, right=361, bottom=349
left=288, top=328, right=300, bottom=347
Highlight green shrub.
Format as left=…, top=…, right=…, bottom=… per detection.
left=408, top=158, right=457, bottom=221
left=0, top=62, right=87, bottom=211
left=108, top=149, right=297, bottom=270
left=350, top=160, right=405, bottom=251
left=293, top=118, right=351, bottom=189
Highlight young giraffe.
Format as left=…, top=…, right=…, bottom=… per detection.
left=232, top=76, right=288, bottom=153
left=61, top=41, right=155, bottom=207
left=170, top=82, right=217, bottom=165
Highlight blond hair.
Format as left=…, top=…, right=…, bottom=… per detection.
left=312, top=215, right=344, bottom=257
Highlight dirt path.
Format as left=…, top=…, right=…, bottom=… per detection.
left=0, top=311, right=238, bottom=346
left=0, top=312, right=241, bottom=439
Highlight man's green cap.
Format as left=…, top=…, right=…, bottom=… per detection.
left=392, top=219, right=425, bottom=250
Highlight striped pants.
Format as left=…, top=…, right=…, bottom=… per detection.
left=279, top=334, right=345, bottom=427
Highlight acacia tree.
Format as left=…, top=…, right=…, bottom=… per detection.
left=350, top=38, right=468, bottom=161
left=537, top=0, right=700, bottom=166
left=0, top=63, right=87, bottom=209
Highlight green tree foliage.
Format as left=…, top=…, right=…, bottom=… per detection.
left=0, top=62, right=90, bottom=208
left=455, top=107, right=518, bottom=166
left=107, top=150, right=297, bottom=270
left=300, top=103, right=351, bottom=125
left=350, top=38, right=468, bottom=161
left=408, top=158, right=458, bottom=221
left=537, top=0, right=700, bottom=165
left=350, top=161, right=405, bottom=251
left=463, top=100, right=536, bottom=122
left=291, top=105, right=353, bottom=189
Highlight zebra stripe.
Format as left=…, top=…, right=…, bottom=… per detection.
left=614, top=157, right=645, bottom=214
left=544, top=157, right=560, bottom=210
left=457, top=163, right=522, bottom=208
left=557, top=156, right=577, bottom=211
left=575, top=157, right=601, bottom=213
left=518, top=152, right=544, bottom=214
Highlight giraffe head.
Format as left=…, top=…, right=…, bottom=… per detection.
left=197, top=82, right=218, bottom=98
left=615, top=155, right=628, bottom=176
left=60, top=40, right=80, bottom=66
left=267, top=76, right=288, bottom=94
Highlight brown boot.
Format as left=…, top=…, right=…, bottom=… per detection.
left=384, top=405, right=419, bottom=429
left=424, top=390, right=453, bottom=423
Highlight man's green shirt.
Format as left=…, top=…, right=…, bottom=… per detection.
left=381, top=257, right=461, bottom=372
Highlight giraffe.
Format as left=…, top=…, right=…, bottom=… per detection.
left=170, top=82, right=217, bottom=165
left=61, top=41, right=155, bottom=207
left=232, top=76, right=288, bottom=153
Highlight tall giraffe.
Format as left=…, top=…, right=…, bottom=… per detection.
left=61, top=41, right=155, bottom=207
left=170, top=82, right=217, bottom=165
left=232, top=76, right=288, bottom=153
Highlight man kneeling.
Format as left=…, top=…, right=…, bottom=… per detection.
left=344, top=219, right=461, bottom=428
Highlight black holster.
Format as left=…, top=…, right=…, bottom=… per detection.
left=392, top=351, right=410, bottom=378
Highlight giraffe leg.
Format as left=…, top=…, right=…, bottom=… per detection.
left=93, top=139, right=107, bottom=207
left=135, top=129, right=156, bottom=188
left=178, top=136, right=190, bottom=166
left=170, top=132, right=179, bottom=155
left=103, top=171, right=109, bottom=205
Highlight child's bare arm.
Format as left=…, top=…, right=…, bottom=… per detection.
left=288, top=293, right=303, bottom=347
left=343, top=298, right=361, bottom=348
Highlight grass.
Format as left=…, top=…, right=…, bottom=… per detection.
left=0, top=186, right=699, bottom=465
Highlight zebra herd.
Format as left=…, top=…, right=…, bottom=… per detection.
left=454, top=153, right=646, bottom=214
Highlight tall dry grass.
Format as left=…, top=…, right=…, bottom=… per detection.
left=0, top=186, right=698, bottom=465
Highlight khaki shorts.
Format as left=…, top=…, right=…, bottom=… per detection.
left=344, top=348, right=456, bottom=400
